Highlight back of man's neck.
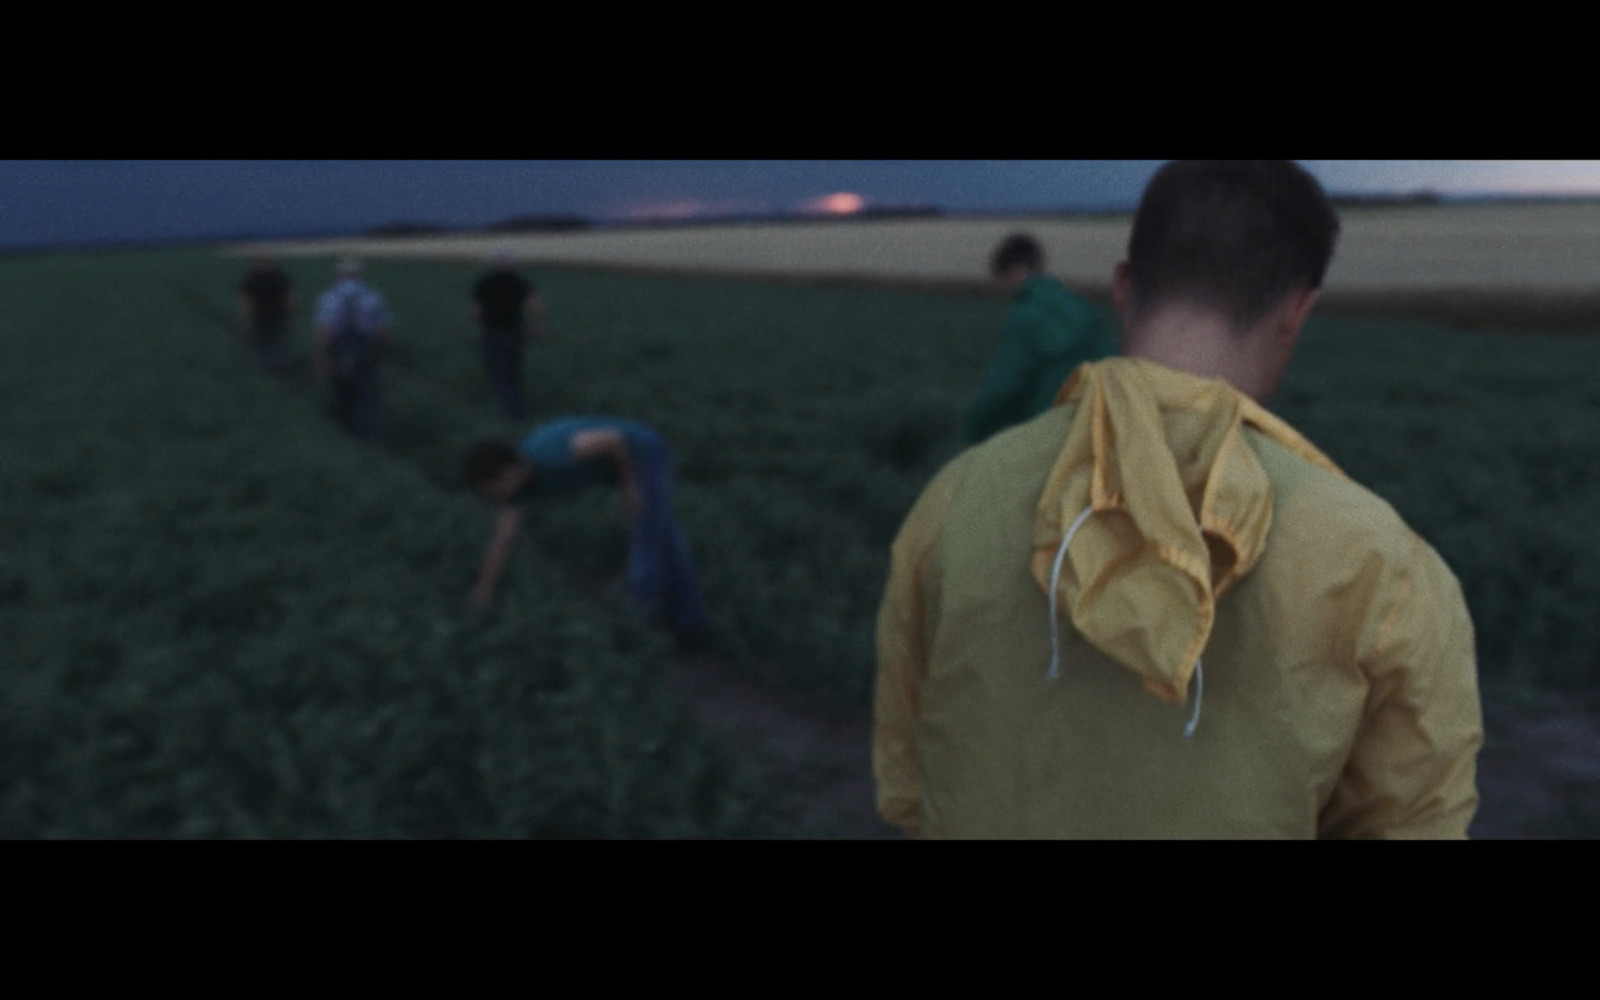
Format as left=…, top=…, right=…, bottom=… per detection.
left=1120, top=303, right=1270, bottom=401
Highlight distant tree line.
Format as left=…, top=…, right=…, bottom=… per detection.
left=485, top=214, right=592, bottom=233
left=364, top=206, right=944, bottom=237
left=1329, top=190, right=1443, bottom=208
left=365, top=214, right=594, bottom=238
left=858, top=204, right=943, bottom=219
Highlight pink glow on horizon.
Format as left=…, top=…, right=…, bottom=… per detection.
left=801, top=192, right=867, bottom=216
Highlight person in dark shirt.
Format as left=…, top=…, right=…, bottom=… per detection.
left=463, top=417, right=712, bottom=652
left=238, top=257, right=296, bottom=376
left=471, top=249, right=548, bottom=420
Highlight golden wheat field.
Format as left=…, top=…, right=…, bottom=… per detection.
left=222, top=201, right=1600, bottom=288
left=224, top=201, right=1600, bottom=332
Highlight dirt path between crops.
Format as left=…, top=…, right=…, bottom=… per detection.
left=670, top=654, right=1600, bottom=840
left=668, top=651, right=898, bottom=839
left=1471, top=693, right=1600, bottom=839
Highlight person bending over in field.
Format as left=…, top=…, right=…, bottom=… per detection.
left=964, top=233, right=1118, bottom=445
left=464, top=417, right=713, bottom=652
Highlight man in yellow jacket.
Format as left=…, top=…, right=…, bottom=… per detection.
left=874, top=161, right=1483, bottom=838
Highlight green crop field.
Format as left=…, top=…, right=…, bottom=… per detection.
left=3, top=246, right=1598, bottom=837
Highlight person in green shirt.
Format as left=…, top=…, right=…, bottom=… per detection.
left=963, top=233, right=1118, bottom=445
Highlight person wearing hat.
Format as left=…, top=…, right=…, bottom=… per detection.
left=313, top=258, right=392, bottom=440
left=471, top=248, right=548, bottom=421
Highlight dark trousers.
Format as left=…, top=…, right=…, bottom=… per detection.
left=332, top=363, right=378, bottom=441
left=249, top=320, right=289, bottom=377
left=481, top=327, right=525, bottom=420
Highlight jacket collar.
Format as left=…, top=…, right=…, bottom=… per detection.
left=1029, top=357, right=1344, bottom=704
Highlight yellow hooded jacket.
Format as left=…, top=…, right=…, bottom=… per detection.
left=874, top=357, right=1483, bottom=838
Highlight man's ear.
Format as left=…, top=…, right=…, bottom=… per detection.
left=1112, top=261, right=1134, bottom=320
left=1277, top=286, right=1320, bottom=346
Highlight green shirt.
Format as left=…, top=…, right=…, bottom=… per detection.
left=963, top=274, right=1117, bottom=445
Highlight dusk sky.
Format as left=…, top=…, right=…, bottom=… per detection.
left=5, top=160, right=1600, bottom=250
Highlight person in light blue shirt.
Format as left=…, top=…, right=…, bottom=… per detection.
left=313, top=258, right=391, bottom=440
left=463, top=417, right=712, bottom=651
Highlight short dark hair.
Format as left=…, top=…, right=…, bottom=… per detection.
left=1126, top=160, right=1340, bottom=328
left=463, top=439, right=520, bottom=490
left=990, top=232, right=1044, bottom=277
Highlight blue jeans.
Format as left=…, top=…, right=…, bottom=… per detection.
left=481, top=327, right=524, bottom=420
left=624, top=432, right=709, bottom=638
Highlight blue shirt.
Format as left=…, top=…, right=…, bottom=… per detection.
left=314, top=278, right=390, bottom=336
left=514, top=417, right=659, bottom=498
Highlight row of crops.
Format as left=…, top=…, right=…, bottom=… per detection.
left=3, top=246, right=1597, bottom=835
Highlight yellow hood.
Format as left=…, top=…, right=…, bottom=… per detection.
left=1030, top=357, right=1346, bottom=705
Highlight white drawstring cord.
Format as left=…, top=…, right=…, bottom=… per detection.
left=1047, top=504, right=1205, bottom=740
left=1047, top=505, right=1096, bottom=679
left=1184, top=657, right=1204, bottom=739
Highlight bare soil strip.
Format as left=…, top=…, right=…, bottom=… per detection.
left=669, top=652, right=895, bottom=839
left=1472, top=691, right=1600, bottom=839
left=675, top=656, right=1600, bottom=839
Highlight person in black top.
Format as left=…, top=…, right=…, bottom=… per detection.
left=471, top=249, right=548, bottom=420
left=238, top=257, right=296, bottom=376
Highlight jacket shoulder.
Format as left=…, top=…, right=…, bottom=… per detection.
left=1248, top=434, right=1481, bottom=838
left=1243, top=426, right=1470, bottom=664
left=1245, top=428, right=1414, bottom=550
